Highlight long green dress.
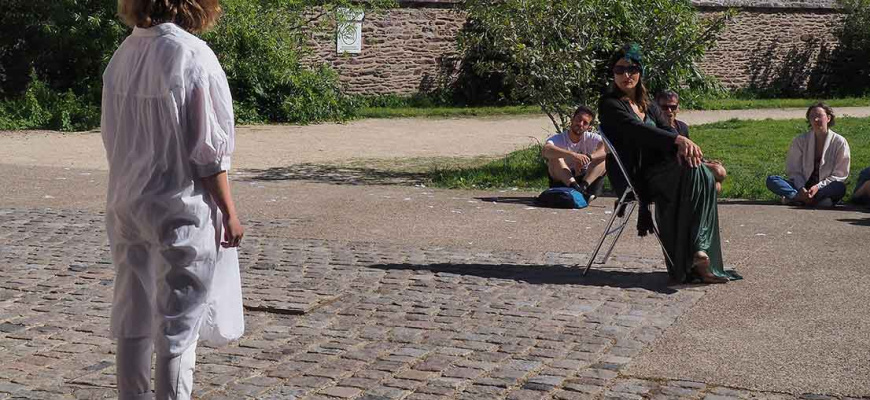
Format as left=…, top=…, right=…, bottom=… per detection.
left=640, top=117, right=741, bottom=282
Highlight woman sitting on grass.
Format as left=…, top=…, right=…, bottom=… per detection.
left=598, top=44, right=740, bottom=284
left=766, top=103, right=851, bottom=208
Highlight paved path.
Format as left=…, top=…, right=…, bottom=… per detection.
left=2, top=162, right=870, bottom=399
left=2, top=107, right=869, bottom=171
left=1, top=111, right=870, bottom=399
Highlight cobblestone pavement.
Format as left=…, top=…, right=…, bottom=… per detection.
left=1, top=207, right=865, bottom=400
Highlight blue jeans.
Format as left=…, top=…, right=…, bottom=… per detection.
left=853, top=167, right=870, bottom=205
left=766, top=175, right=846, bottom=204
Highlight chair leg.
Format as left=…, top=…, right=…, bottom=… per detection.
left=650, top=221, right=675, bottom=268
left=598, top=201, right=636, bottom=264
left=583, top=207, right=620, bottom=276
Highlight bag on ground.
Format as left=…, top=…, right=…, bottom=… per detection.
left=535, top=187, right=588, bottom=209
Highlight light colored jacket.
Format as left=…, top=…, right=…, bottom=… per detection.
left=786, top=129, right=850, bottom=190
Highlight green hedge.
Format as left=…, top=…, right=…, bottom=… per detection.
left=0, top=0, right=358, bottom=131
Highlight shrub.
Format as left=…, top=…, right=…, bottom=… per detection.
left=457, top=0, right=729, bottom=132
left=809, top=0, right=870, bottom=97
left=0, top=0, right=391, bottom=130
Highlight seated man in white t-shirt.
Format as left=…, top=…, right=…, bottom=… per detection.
left=541, top=106, right=607, bottom=202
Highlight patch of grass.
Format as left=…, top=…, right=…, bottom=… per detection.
left=353, top=97, right=869, bottom=119
left=692, top=97, right=870, bottom=111
left=427, top=117, right=870, bottom=201
left=355, top=105, right=542, bottom=119
left=428, top=143, right=550, bottom=189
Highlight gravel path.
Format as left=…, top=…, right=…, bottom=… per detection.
left=2, top=107, right=869, bottom=171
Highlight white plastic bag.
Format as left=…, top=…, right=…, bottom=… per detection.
left=199, top=247, right=245, bottom=346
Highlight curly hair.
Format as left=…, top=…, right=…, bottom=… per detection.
left=806, top=102, right=835, bottom=127
left=118, top=0, right=222, bottom=34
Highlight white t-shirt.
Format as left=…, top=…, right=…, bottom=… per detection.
left=545, top=130, right=603, bottom=170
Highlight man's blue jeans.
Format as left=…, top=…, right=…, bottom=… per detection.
left=766, top=175, right=846, bottom=204
left=853, top=167, right=870, bottom=205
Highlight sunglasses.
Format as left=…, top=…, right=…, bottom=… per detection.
left=613, top=65, right=641, bottom=75
left=660, top=104, right=678, bottom=111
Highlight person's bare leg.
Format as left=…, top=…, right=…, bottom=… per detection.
left=547, top=158, right=576, bottom=186
left=582, top=159, right=606, bottom=186
left=706, top=162, right=726, bottom=194
left=693, top=251, right=727, bottom=284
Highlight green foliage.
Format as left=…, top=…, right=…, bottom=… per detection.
left=810, top=0, right=870, bottom=96
left=0, top=0, right=126, bottom=130
left=356, top=105, right=541, bottom=119
left=430, top=143, right=550, bottom=189
left=429, top=117, right=870, bottom=202
left=202, top=0, right=381, bottom=124
left=692, top=96, right=870, bottom=111
left=0, top=0, right=394, bottom=130
left=458, top=0, right=729, bottom=132
left=0, top=75, right=101, bottom=131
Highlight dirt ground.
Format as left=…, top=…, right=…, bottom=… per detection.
left=2, top=107, right=869, bottom=171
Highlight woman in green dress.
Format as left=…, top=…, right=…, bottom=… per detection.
left=598, top=44, right=740, bottom=284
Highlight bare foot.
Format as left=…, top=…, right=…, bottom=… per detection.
left=693, top=251, right=727, bottom=284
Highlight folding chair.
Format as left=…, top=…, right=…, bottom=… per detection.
left=582, top=135, right=673, bottom=276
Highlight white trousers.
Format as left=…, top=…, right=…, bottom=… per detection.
left=116, top=336, right=198, bottom=400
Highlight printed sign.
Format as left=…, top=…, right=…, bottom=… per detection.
left=337, top=8, right=364, bottom=54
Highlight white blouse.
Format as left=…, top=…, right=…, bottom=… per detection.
left=786, top=129, right=851, bottom=190
left=101, top=23, right=243, bottom=353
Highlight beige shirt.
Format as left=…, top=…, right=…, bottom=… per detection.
left=786, top=129, right=850, bottom=190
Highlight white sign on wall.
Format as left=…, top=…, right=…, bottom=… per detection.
left=336, top=8, right=364, bottom=54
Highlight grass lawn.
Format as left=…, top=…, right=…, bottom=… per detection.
left=694, top=97, right=870, bottom=111
left=355, top=105, right=541, bottom=119
left=355, top=97, right=868, bottom=119
left=427, top=117, right=870, bottom=201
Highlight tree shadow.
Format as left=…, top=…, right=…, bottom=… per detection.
left=366, top=262, right=679, bottom=294
left=237, top=164, right=426, bottom=186
left=747, top=38, right=827, bottom=97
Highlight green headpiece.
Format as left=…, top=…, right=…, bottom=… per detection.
left=623, top=43, right=643, bottom=68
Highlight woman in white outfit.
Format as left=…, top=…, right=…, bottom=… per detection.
left=102, top=1, right=245, bottom=398
left=766, top=103, right=851, bottom=207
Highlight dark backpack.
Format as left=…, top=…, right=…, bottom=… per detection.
left=535, top=187, right=588, bottom=209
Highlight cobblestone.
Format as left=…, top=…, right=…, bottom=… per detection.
left=2, top=207, right=866, bottom=399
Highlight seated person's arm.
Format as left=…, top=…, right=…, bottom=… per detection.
left=816, top=142, right=850, bottom=189
left=590, top=141, right=607, bottom=162
left=542, top=142, right=588, bottom=166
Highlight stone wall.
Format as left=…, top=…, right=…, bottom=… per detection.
left=312, top=6, right=465, bottom=95
left=312, top=0, right=845, bottom=95
left=698, top=7, right=843, bottom=91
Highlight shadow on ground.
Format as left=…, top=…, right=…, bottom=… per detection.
left=366, top=262, right=678, bottom=294
left=837, top=217, right=870, bottom=226
left=475, top=196, right=538, bottom=206
left=238, top=164, right=427, bottom=186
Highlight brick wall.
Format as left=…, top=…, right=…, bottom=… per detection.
left=311, top=0, right=845, bottom=95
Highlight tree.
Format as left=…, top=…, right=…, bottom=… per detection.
left=458, top=0, right=729, bottom=133
left=0, top=0, right=393, bottom=130
left=810, top=0, right=870, bottom=97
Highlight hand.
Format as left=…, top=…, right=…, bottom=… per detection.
left=573, top=152, right=591, bottom=167
left=675, top=136, right=703, bottom=168
left=222, top=215, right=244, bottom=248
left=794, top=188, right=810, bottom=203
left=807, top=185, right=819, bottom=198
